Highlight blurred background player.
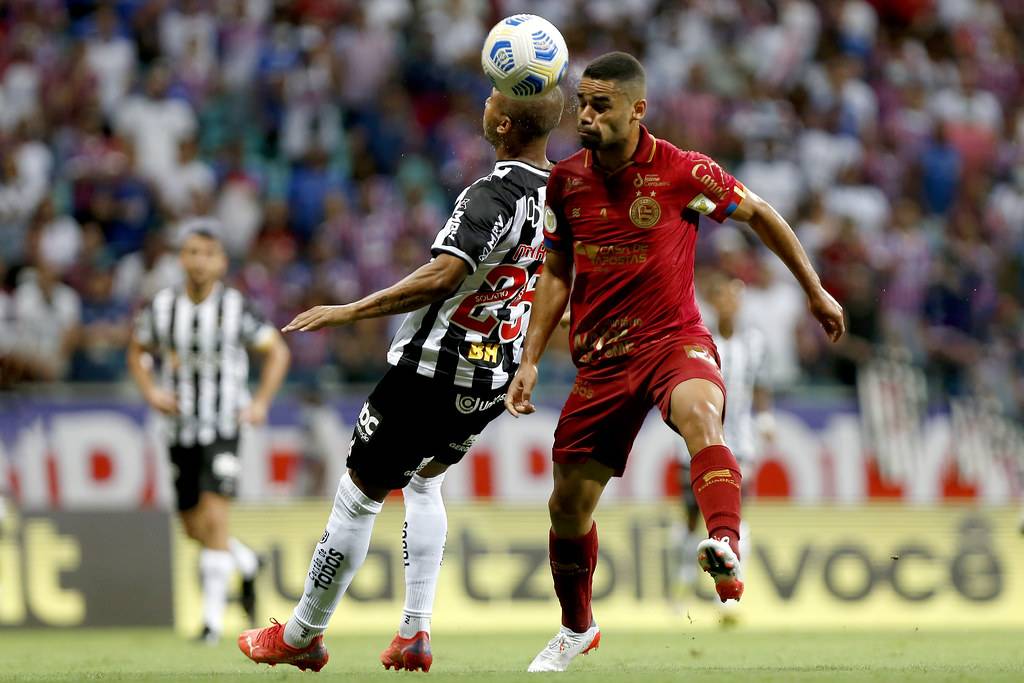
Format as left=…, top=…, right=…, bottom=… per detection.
left=675, top=273, right=774, bottom=623
left=127, top=220, right=291, bottom=643
left=237, top=85, right=564, bottom=673
left=506, top=52, right=844, bottom=672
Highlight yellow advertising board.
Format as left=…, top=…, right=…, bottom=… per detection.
left=173, top=503, right=1024, bottom=634
left=1, top=510, right=173, bottom=628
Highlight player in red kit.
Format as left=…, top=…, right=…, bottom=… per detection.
left=506, top=52, right=845, bottom=672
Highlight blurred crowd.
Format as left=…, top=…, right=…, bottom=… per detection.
left=0, top=0, right=1022, bottom=417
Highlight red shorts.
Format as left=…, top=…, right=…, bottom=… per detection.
left=552, top=335, right=726, bottom=476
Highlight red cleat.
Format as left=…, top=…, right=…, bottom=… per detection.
left=238, top=618, right=329, bottom=672
left=380, top=631, right=433, bottom=672
left=697, top=537, right=745, bottom=602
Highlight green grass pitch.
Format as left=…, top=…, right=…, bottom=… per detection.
left=1, top=628, right=1021, bottom=682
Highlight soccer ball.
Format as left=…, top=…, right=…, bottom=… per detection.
left=481, top=14, right=569, bottom=99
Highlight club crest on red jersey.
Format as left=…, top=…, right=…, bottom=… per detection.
left=629, top=196, right=661, bottom=228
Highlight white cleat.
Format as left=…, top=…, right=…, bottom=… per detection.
left=697, top=537, right=745, bottom=602
left=527, top=624, right=601, bottom=672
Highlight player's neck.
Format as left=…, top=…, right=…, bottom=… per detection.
left=185, top=279, right=218, bottom=304
left=496, top=139, right=552, bottom=170
left=594, top=125, right=641, bottom=173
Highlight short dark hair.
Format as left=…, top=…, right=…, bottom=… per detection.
left=582, top=51, right=646, bottom=93
left=501, top=86, right=565, bottom=148
left=176, top=217, right=224, bottom=247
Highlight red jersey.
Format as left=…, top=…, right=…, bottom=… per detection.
left=543, top=125, right=746, bottom=367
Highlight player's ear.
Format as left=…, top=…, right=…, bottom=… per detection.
left=631, top=98, right=646, bottom=123
left=496, top=114, right=513, bottom=135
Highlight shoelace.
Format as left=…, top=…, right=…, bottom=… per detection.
left=545, top=632, right=570, bottom=654
left=254, top=618, right=286, bottom=648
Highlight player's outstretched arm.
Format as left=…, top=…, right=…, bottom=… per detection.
left=506, top=249, right=572, bottom=417
left=282, top=255, right=469, bottom=333
left=730, top=190, right=846, bottom=342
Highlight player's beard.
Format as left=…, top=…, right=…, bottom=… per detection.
left=578, top=127, right=607, bottom=150
left=578, top=131, right=601, bottom=149
left=483, top=118, right=500, bottom=147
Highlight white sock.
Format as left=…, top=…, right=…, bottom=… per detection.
left=398, top=473, right=447, bottom=638
left=199, top=548, right=234, bottom=635
left=229, top=537, right=259, bottom=579
left=284, top=472, right=383, bottom=648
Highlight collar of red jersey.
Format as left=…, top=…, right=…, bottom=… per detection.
left=583, top=124, right=657, bottom=172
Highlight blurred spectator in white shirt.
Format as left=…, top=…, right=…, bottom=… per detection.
left=32, top=197, right=82, bottom=277
left=11, top=261, right=81, bottom=381
left=85, top=5, right=137, bottom=116
left=740, top=257, right=807, bottom=390
left=737, top=137, right=806, bottom=221
left=826, top=163, right=892, bottom=237
left=160, top=136, right=216, bottom=219
left=160, top=0, right=217, bottom=80
left=115, top=63, right=197, bottom=181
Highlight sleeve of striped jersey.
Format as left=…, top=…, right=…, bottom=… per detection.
left=239, top=297, right=275, bottom=348
left=678, top=150, right=746, bottom=224
left=132, top=302, right=156, bottom=348
left=542, top=168, right=572, bottom=252
left=431, top=183, right=508, bottom=273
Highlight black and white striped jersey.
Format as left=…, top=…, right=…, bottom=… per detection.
left=133, top=283, right=276, bottom=447
left=388, top=160, right=551, bottom=390
left=717, top=326, right=768, bottom=463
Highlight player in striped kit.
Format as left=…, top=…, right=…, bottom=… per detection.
left=237, top=85, right=564, bottom=673
left=677, top=273, right=774, bottom=622
left=128, top=220, right=291, bottom=643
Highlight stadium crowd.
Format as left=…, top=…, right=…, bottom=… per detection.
left=0, top=0, right=1021, bottom=417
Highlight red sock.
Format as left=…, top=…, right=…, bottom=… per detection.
left=548, top=522, right=598, bottom=633
left=690, top=445, right=742, bottom=557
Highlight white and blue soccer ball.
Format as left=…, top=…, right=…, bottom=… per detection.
left=481, top=14, right=569, bottom=99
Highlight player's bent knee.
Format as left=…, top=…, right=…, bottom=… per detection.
left=183, top=523, right=203, bottom=542
left=547, top=490, right=593, bottom=523
left=674, top=400, right=724, bottom=450
left=179, top=511, right=204, bottom=542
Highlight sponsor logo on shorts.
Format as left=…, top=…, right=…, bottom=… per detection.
left=211, top=452, right=240, bottom=479
left=355, top=402, right=382, bottom=443
left=685, top=344, right=716, bottom=366
left=448, top=435, right=478, bottom=453
left=570, top=380, right=594, bottom=400
left=455, top=393, right=506, bottom=415
left=403, top=456, right=435, bottom=477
